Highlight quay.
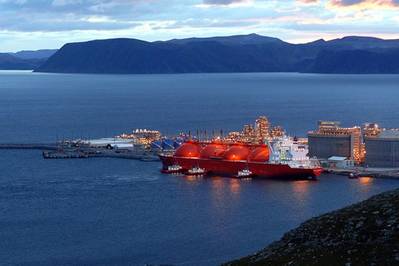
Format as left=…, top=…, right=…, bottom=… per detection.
left=0, top=142, right=160, bottom=162
left=42, top=149, right=159, bottom=161
left=325, top=167, right=399, bottom=179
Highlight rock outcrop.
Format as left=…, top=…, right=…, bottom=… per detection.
left=226, top=189, right=399, bottom=265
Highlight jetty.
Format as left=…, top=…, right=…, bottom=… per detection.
left=0, top=142, right=160, bottom=162
left=325, top=167, right=399, bottom=179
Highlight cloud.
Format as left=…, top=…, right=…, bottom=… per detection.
left=203, top=0, right=248, bottom=4
left=329, top=0, right=399, bottom=8
left=297, top=0, right=319, bottom=3
left=198, top=0, right=253, bottom=7
left=0, top=0, right=398, bottom=52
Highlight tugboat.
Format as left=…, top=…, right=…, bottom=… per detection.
left=187, top=166, right=206, bottom=176
left=161, top=164, right=183, bottom=174
left=235, top=169, right=253, bottom=178
left=348, top=172, right=360, bottom=179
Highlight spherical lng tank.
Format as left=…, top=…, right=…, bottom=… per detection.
left=248, top=145, right=270, bottom=163
left=200, top=143, right=227, bottom=159
left=174, top=142, right=201, bottom=158
left=223, top=145, right=250, bottom=161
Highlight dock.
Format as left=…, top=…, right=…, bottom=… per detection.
left=43, top=150, right=89, bottom=159
left=0, top=142, right=160, bottom=162
left=325, top=167, right=399, bottom=179
left=42, top=149, right=159, bottom=161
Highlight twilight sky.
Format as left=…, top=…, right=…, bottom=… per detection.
left=1, top=0, right=399, bottom=52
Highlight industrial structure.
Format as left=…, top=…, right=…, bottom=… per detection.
left=33, top=117, right=399, bottom=170
left=225, top=116, right=284, bottom=144
left=117, top=129, right=161, bottom=145
left=308, top=121, right=362, bottom=163
left=365, top=129, right=399, bottom=168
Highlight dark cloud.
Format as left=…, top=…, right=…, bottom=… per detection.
left=202, top=0, right=249, bottom=5
left=330, top=0, right=399, bottom=7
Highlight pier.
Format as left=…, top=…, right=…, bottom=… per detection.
left=0, top=143, right=160, bottom=162
left=325, top=167, right=399, bottom=179
left=42, top=149, right=159, bottom=161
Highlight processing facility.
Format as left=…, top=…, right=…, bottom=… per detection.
left=365, top=129, right=399, bottom=168
left=308, top=121, right=362, bottom=163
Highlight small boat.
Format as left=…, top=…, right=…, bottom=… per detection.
left=187, top=167, right=206, bottom=176
left=235, top=169, right=253, bottom=178
left=161, top=164, right=183, bottom=174
left=348, top=172, right=360, bottom=179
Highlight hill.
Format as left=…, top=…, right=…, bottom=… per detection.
left=0, top=49, right=57, bottom=70
left=35, top=34, right=399, bottom=74
left=225, top=188, right=399, bottom=265
left=11, top=49, right=58, bottom=60
left=0, top=53, right=41, bottom=70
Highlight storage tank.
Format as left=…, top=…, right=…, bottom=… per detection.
left=200, top=143, right=227, bottom=159
left=174, top=141, right=201, bottom=158
left=248, top=145, right=270, bottom=162
left=223, top=145, right=250, bottom=161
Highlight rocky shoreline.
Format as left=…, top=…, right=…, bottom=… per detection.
left=225, top=189, right=399, bottom=265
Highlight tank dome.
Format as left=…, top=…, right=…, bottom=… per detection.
left=174, top=142, right=201, bottom=158
left=223, top=145, right=250, bottom=161
left=200, top=143, right=227, bottom=159
left=248, top=145, right=270, bottom=162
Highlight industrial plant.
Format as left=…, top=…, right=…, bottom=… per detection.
left=364, top=129, right=399, bottom=168
left=5, top=116, right=399, bottom=177
left=308, top=121, right=399, bottom=169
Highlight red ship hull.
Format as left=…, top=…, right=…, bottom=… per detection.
left=160, top=155, right=323, bottom=180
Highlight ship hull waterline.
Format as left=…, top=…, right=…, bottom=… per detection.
left=160, top=155, right=323, bottom=180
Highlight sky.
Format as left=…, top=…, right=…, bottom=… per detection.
left=1, top=0, right=399, bottom=52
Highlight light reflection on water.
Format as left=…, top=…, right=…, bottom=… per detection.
left=359, top=176, right=374, bottom=185
left=229, top=179, right=241, bottom=195
left=290, top=180, right=311, bottom=204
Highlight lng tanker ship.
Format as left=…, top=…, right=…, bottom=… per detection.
left=159, top=136, right=323, bottom=179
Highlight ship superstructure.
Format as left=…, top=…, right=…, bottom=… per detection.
left=268, top=136, right=320, bottom=169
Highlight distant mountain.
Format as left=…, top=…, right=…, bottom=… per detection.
left=11, top=49, right=58, bottom=60
left=325, top=36, right=399, bottom=50
left=165, top=33, right=284, bottom=45
left=309, top=49, right=399, bottom=74
left=0, top=49, right=57, bottom=70
left=0, top=53, right=40, bottom=70
left=35, top=34, right=399, bottom=74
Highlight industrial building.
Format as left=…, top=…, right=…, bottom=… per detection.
left=365, top=130, right=399, bottom=168
left=255, top=116, right=270, bottom=141
left=225, top=116, right=284, bottom=144
left=308, top=121, right=362, bottom=163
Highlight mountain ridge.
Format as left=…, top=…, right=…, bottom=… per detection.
left=0, top=49, right=57, bottom=70
left=13, top=34, right=399, bottom=74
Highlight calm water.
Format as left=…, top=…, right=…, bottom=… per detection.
left=1, top=71, right=399, bottom=265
